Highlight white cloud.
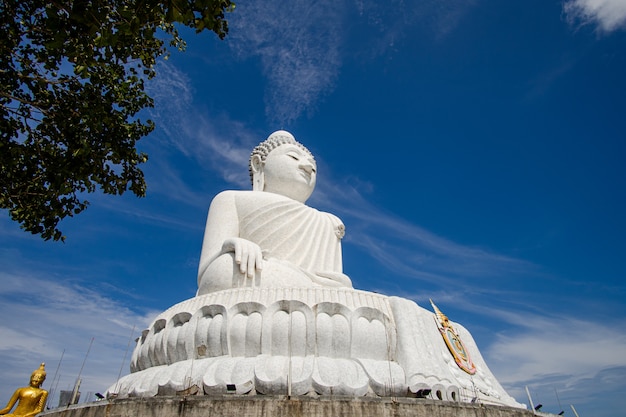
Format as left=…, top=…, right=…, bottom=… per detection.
left=563, top=0, right=626, bottom=32
left=147, top=62, right=194, bottom=149
left=227, top=0, right=343, bottom=125
left=485, top=312, right=626, bottom=415
left=224, top=0, right=476, bottom=125
left=146, top=62, right=258, bottom=188
left=489, top=317, right=626, bottom=382
left=0, top=272, right=156, bottom=407
left=143, top=2, right=476, bottom=130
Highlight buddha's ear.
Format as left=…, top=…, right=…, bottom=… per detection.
left=250, top=154, right=265, bottom=191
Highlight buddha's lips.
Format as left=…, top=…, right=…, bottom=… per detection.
left=299, top=169, right=312, bottom=181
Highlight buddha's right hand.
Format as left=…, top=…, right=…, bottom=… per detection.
left=222, top=238, right=264, bottom=278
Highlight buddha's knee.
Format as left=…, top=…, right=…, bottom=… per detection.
left=197, top=253, right=247, bottom=295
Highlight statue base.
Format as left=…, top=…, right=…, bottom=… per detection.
left=41, top=396, right=534, bottom=417
left=107, top=287, right=522, bottom=408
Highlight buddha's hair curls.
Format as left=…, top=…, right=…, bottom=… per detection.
left=249, top=130, right=315, bottom=185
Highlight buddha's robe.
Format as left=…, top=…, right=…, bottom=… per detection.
left=240, top=197, right=344, bottom=277
left=198, top=191, right=351, bottom=294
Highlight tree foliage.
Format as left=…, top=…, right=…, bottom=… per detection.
left=0, top=0, right=233, bottom=241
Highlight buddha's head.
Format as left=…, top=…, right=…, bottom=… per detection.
left=249, top=131, right=317, bottom=203
left=30, top=363, right=46, bottom=388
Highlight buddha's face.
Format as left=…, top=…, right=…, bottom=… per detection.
left=30, top=373, right=45, bottom=388
left=262, top=144, right=317, bottom=202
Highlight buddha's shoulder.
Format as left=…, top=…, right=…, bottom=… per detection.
left=212, top=189, right=247, bottom=199
left=211, top=191, right=343, bottom=223
left=211, top=190, right=288, bottom=205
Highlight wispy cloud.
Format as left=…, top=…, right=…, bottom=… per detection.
left=311, top=176, right=538, bottom=293
left=0, top=272, right=156, bottom=406
left=490, top=318, right=626, bottom=382
left=563, top=0, right=626, bottom=33
left=352, top=0, right=476, bottom=59
left=146, top=62, right=258, bottom=188
left=227, top=0, right=344, bottom=125
left=486, top=311, right=626, bottom=414
left=224, top=0, right=475, bottom=125
left=524, top=58, right=577, bottom=101
left=141, top=160, right=212, bottom=209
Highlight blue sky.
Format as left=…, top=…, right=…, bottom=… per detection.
left=1, top=1, right=625, bottom=416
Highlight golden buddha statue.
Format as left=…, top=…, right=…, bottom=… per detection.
left=0, top=363, right=48, bottom=417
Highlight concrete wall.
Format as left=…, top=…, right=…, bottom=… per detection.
left=40, top=396, right=535, bottom=417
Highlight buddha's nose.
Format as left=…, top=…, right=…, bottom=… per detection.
left=300, top=162, right=314, bottom=174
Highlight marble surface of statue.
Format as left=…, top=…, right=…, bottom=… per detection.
left=0, top=364, right=48, bottom=417
left=107, top=131, right=523, bottom=409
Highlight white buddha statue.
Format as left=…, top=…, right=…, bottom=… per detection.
left=108, top=131, right=523, bottom=409
left=197, top=130, right=352, bottom=295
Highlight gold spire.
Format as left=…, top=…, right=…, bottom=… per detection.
left=430, top=299, right=449, bottom=328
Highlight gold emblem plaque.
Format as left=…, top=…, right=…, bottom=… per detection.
left=430, top=299, right=476, bottom=375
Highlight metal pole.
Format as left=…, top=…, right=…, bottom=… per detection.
left=554, top=387, right=564, bottom=413
left=77, top=338, right=94, bottom=381
left=570, top=404, right=581, bottom=417
left=48, top=349, right=64, bottom=392
left=525, top=386, right=536, bottom=415
left=50, top=372, right=62, bottom=407
left=115, top=325, right=136, bottom=394
left=48, top=349, right=65, bottom=407
left=71, top=337, right=94, bottom=405
left=69, top=378, right=81, bottom=406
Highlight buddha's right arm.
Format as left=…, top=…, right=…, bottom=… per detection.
left=0, top=389, right=20, bottom=414
left=197, top=191, right=264, bottom=286
left=198, top=191, right=240, bottom=285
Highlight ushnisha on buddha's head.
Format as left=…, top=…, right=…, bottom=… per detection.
left=249, top=131, right=317, bottom=203
left=29, top=363, right=46, bottom=388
